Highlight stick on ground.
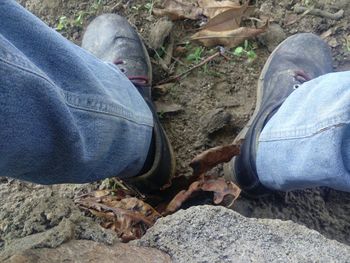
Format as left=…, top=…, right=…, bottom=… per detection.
left=294, top=6, right=344, bottom=20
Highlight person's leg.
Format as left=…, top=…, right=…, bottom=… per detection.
left=224, top=33, right=339, bottom=196
left=257, top=71, right=350, bottom=192
left=0, top=0, right=153, bottom=184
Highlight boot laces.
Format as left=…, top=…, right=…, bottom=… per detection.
left=114, top=59, right=149, bottom=87
left=293, top=70, right=312, bottom=90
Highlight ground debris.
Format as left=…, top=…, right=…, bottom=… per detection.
left=155, top=100, right=183, bottom=114
left=200, top=108, right=232, bottom=135
left=149, top=17, right=174, bottom=50
left=190, top=144, right=240, bottom=176
left=75, top=190, right=161, bottom=242
left=191, top=20, right=269, bottom=48
left=153, top=0, right=203, bottom=20
left=75, top=143, right=241, bottom=242
left=165, top=176, right=241, bottom=214
left=153, top=0, right=266, bottom=48
left=293, top=6, right=344, bottom=20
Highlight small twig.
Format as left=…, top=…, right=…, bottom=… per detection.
left=163, top=32, right=175, bottom=67
left=157, top=51, right=221, bottom=85
left=286, top=5, right=314, bottom=26
left=294, top=6, right=344, bottom=20
left=247, top=17, right=265, bottom=24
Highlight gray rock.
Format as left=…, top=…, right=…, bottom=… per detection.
left=148, top=18, right=174, bottom=50
left=0, top=181, right=118, bottom=260
left=259, top=23, right=286, bottom=52
left=200, top=109, right=232, bottom=135
left=138, top=205, right=350, bottom=263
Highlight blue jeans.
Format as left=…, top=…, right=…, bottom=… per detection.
left=257, top=72, right=350, bottom=192
left=0, top=0, right=153, bottom=184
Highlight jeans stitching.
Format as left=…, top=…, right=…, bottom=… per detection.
left=0, top=57, right=52, bottom=84
left=260, top=110, right=350, bottom=141
left=0, top=59, right=153, bottom=127
left=62, top=90, right=153, bottom=127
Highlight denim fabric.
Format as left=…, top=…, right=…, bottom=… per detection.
left=0, top=0, right=153, bottom=184
left=257, top=72, right=350, bottom=192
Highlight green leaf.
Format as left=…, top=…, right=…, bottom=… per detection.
left=186, top=53, right=197, bottom=61
left=247, top=50, right=257, bottom=60
left=233, top=46, right=244, bottom=56
left=56, top=16, right=67, bottom=31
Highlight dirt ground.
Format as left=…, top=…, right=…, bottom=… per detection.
left=2, top=0, right=350, bottom=252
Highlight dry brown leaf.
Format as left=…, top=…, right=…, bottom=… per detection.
left=201, top=2, right=255, bottom=31
left=153, top=0, right=203, bottom=20
left=191, top=21, right=269, bottom=48
left=153, top=0, right=252, bottom=22
left=165, top=177, right=241, bottom=214
left=200, top=177, right=241, bottom=204
left=75, top=191, right=161, bottom=242
left=190, top=144, right=240, bottom=176
left=198, top=0, right=240, bottom=19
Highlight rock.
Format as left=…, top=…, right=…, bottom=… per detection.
left=0, top=212, right=119, bottom=261
left=3, top=240, right=172, bottom=263
left=138, top=205, right=350, bottom=263
left=1, top=218, right=75, bottom=261
left=155, top=101, right=183, bottom=114
left=258, top=23, right=286, bottom=52
left=200, top=109, right=232, bottom=135
left=0, top=181, right=118, bottom=260
left=148, top=18, right=174, bottom=50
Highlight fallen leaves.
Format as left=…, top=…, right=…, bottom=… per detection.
left=75, top=190, right=161, bottom=242
left=199, top=0, right=241, bottom=19
left=153, top=0, right=267, bottom=48
left=153, top=0, right=203, bottom=20
left=165, top=176, right=241, bottom=214
left=190, top=144, right=240, bottom=176
left=191, top=21, right=269, bottom=48
left=201, top=2, right=255, bottom=31
left=75, top=144, right=241, bottom=243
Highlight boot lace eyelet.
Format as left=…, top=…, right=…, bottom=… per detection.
left=293, top=84, right=300, bottom=90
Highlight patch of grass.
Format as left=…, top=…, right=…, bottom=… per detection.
left=91, top=0, right=103, bottom=11
left=56, top=16, right=68, bottom=31
left=186, top=46, right=204, bottom=63
left=154, top=46, right=166, bottom=59
left=232, top=40, right=257, bottom=62
left=144, top=0, right=155, bottom=15
left=157, top=111, right=165, bottom=119
left=73, top=11, right=87, bottom=27
left=56, top=0, right=104, bottom=31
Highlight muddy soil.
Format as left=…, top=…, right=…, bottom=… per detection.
left=2, top=0, right=350, bottom=253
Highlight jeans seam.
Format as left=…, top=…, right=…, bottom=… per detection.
left=0, top=57, right=54, bottom=85
left=260, top=110, right=350, bottom=142
left=62, top=90, right=153, bottom=127
left=1, top=58, right=153, bottom=127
